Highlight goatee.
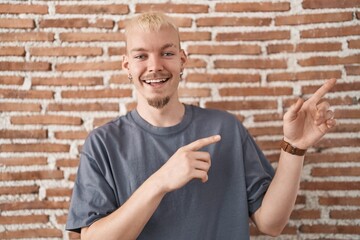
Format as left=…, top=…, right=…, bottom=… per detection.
left=147, top=96, right=170, bottom=109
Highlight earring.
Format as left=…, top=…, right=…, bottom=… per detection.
left=128, top=74, right=133, bottom=82
left=180, top=72, right=183, bottom=80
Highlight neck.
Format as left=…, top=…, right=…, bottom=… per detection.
left=136, top=98, right=185, bottom=127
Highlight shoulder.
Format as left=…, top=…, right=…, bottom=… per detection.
left=191, top=105, right=241, bottom=125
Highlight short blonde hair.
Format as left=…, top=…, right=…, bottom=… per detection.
left=124, top=12, right=181, bottom=47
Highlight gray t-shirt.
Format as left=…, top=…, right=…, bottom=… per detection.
left=66, top=105, right=274, bottom=239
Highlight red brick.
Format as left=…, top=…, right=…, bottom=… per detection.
left=61, top=89, right=132, bottom=98
left=331, top=123, right=360, bottom=133
left=39, top=19, right=113, bottom=28
left=56, top=158, right=79, bottom=168
left=0, top=102, right=41, bottom=112
left=306, top=152, right=360, bottom=164
left=47, top=103, right=119, bottom=112
left=248, top=126, right=283, bottom=137
left=30, top=47, right=103, bottom=57
left=216, top=30, right=290, bottom=41
left=300, top=224, right=360, bottom=234
left=54, top=131, right=88, bottom=140
left=334, top=109, right=360, bottom=119
left=205, top=100, right=277, bottom=111
left=55, top=4, right=128, bottom=14
left=196, top=17, right=271, bottom=27
left=219, top=87, right=292, bottom=96
left=136, top=4, right=209, bottom=13
left=215, top=2, right=290, bottom=12
left=56, top=61, right=121, bottom=71
left=185, top=58, right=207, bottom=68
left=0, top=229, right=62, bottom=239
left=0, top=61, right=51, bottom=71
left=0, top=76, right=24, bottom=85
left=1, top=170, right=64, bottom=181
left=0, top=47, right=25, bottom=56
left=0, top=32, right=54, bottom=42
left=108, top=47, right=126, bottom=56
left=0, top=18, right=34, bottom=28
left=253, top=113, right=283, bottom=122
left=186, top=73, right=260, bottom=83
left=301, top=181, right=360, bottom=190
left=330, top=210, right=360, bottom=219
left=267, top=42, right=342, bottom=54
left=0, top=143, right=70, bottom=153
left=312, top=167, right=360, bottom=177
left=0, top=130, right=47, bottom=139
left=303, top=0, right=360, bottom=9
left=302, top=82, right=360, bottom=95
left=187, top=44, right=261, bottom=55
left=46, top=188, right=72, bottom=197
left=301, top=25, right=360, bottom=38
left=11, top=115, right=82, bottom=125
left=345, top=65, right=360, bottom=75
left=319, top=196, right=360, bottom=206
left=0, top=185, right=39, bottom=195
left=180, top=31, right=211, bottom=41
left=32, top=77, right=103, bottom=86
left=348, top=39, right=360, bottom=49
left=0, top=157, right=47, bottom=166
left=267, top=70, right=342, bottom=81
left=290, top=209, right=321, bottom=219
left=275, top=12, right=353, bottom=25
left=119, top=17, right=192, bottom=30
left=315, top=138, right=359, bottom=148
left=0, top=215, right=48, bottom=224
left=298, top=54, right=360, bottom=66
left=60, top=32, right=124, bottom=42
left=178, top=87, right=211, bottom=98
left=215, top=59, right=287, bottom=69
left=110, top=74, right=130, bottom=84
left=0, top=89, right=53, bottom=99
left=0, top=4, right=48, bottom=14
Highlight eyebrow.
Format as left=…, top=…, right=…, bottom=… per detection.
left=130, top=43, right=178, bottom=53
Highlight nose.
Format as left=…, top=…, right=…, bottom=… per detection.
left=147, top=55, right=163, bottom=72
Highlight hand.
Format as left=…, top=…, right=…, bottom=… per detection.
left=154, top=135, right=221, bottom=193
left=283, top=78, right=337, bottom=150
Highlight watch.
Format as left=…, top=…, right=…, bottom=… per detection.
left=280, top=139, right=307, bottom=156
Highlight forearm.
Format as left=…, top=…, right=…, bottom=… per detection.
left=81, top=174, right=166, bottom=240
left=252, top=149, right=304, bottom=236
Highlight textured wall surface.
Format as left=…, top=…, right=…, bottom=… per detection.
left=0, top=0, right=359, bottom=239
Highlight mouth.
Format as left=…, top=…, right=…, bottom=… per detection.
left=142, top=78, right=170, bottom=87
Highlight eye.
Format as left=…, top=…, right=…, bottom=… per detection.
left=163, top=52, right=174, bottom=57
left=134, top=54, right=146, bottom=60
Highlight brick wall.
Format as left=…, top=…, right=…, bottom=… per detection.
left=0, top=0, right=359, bottom=239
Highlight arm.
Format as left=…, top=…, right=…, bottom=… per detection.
left=251, top=79, right=337, bottom=236
left=81, top=135, right=221, bottom=240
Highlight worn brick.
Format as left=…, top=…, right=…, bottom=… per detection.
left=47, top=103, right=119, bottom=112
left=301, top=181, right=360, bottom=190
left=216, top=30, right=290, bottom=41
left=348, top=39, right=360, bottom=49
left=46, top=188, right=72, bottom=197
left=186, top=73, right=260, bottom=83
left=312, top=167, right=360, bottom=177
left=0, top=157, right=48, bottom=166
left=196, top=17, right=271, bottom=27
left=55, top=4, right=128, bottom=14
left=185, top=58, right=207, bottom=68
left=109, top=74, right=130, bottom=84
left=205, top=100, right=277, bottom=111
left=32, top=77, right=103, bottom=86
left=11, top=115, right=82, bottom=125
left=298, top=54, right=360, bottom=66
left=301, top=25, right=360, bottom=38
left=267, top=70, right=342, bottom=82
left=0, top=76, right=24, bottom=85
left=345, top=65, right=360, bottom=75
left=54, top=131, right=88, bottom=140
left=180, top=31, right=211, bottom=41
left=267, top=42, right=342, bottom=54
left=0, top=4, right=48, bottom=14
left=56, top=61, right=121, bottom=71
left=60, top=32, right=124, bottom=42
left=0, top=89, right=53, bottom=99
left=0, top=32, right=54, bottom=42
left=305, top=152, right=360, bottom=164
left=290, top=209, right=321, bottom=219
left=303, top=0, right=360, bottom=9
left=275, top=12, right=353, bottom=25
left=0, top=47, right=25, bottom=56
left=330, top=210, right=360, bottom=219
left=300, top=224, right=360, bottom=234
left=0, top=18, right=34, bottom=29
left=61, top=89, right=132, bottom=99
left=0, top=62, right=51, bottom=71
left=0, top=229, right=62, bottom=239
left=319, top=196, right=360, bottom=206
left=30, top=47, right=103, bottom=57
left=219, top=87, right=293, bottom=97
left=215, top=59, right=287, bottom=69
left=187, top=44, right=261, bottom=55
left=108, top=47, right=126, bottom=56
left=0, top=215, right=48, bottom=224
left=215, top=2, right=290, bottom=12
left=56, top=158, right=79, bottom=168
left=178, top=87, right=211, bottom=98
left=1, top=170, right=63, bottom=181
left=0, top=185, right=39, bottom=195
left=136, top=4, right=209, bottom=13
left=0, top=130, right=47, bottom=139
left=39, top=19, right=113, bottom=29
left=0, top=143, right=70, bottom=153
left=0, top=102, right=41, bottom=112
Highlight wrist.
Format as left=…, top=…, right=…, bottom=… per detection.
left=280, top=138, right=307, bottom=156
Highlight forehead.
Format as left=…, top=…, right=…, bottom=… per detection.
left=125, top=26, right=180, bottom=53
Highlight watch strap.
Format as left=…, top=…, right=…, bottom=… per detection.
left=280, top=139, right=307, bottom=156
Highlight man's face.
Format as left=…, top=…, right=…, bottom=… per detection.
left=122, top=26, right=186, bottom=109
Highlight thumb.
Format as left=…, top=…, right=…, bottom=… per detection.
left=284, top=98, right=304, bottom=122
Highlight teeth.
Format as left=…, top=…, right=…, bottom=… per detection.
left=144, top=79, right=167, bottom=84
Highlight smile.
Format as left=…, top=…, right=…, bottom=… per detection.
left=142, top=78, right=170, bottom=86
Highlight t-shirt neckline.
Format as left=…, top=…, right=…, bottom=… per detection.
left=130, top=104, right=193, bottom=136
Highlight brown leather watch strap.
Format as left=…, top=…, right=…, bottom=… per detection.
left=280, top=139, right=307, bottom=156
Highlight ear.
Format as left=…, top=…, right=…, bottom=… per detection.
left=180, top=49, right=187, bottom=72
left=122, top=55, right=130, bottom=73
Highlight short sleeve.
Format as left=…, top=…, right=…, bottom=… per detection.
left=66, top=151, right=118, bottom=233
left=242, top=132, right=275, bottom=216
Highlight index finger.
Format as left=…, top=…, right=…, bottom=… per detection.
left=183, top=135, right=221, bottom=151
left=309, top=78, right=336, bottom=104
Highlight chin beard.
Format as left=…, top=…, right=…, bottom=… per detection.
left=147, top=96, right=170, bottom=109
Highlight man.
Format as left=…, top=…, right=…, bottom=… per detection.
left=66, top=12, right=336, bottom=240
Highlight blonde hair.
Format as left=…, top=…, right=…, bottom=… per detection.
left=124, top=12, right=181, bottom=47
